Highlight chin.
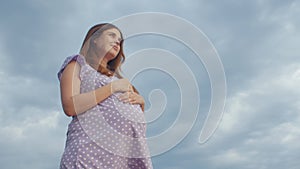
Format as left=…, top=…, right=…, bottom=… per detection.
left=107, top=52, right=118, bottom=61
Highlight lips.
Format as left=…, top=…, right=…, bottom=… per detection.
left=112, top=45, right=119, bottom=51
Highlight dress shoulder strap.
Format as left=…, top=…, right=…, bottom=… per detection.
left=57, top=54, right=86, bottom=80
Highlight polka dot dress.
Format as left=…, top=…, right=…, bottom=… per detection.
left=58, top=55, right=153, bottom=169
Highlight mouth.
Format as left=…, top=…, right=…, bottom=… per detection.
left=112, top=45, right=119, bottom=51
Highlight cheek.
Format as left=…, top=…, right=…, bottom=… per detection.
left=94, top=41, right=108, bottom=51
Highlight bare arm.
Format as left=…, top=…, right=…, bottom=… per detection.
left=60, top=61, right=113, bottom=116
left=60, top=61, right=134, bottom=116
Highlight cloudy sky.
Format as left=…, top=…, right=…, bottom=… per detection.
left=1, top=0, right=300, bottom=168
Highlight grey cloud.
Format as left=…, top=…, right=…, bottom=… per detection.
left=1, top=0, right=300, bottom=169
left=169, top=62, right=300, bottom=168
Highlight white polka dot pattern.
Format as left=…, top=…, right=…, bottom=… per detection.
left=58, top=55, right=153, bottom=169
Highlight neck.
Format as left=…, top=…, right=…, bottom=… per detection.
left=86, top=50, right=108, bottom=70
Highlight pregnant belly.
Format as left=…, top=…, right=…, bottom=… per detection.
left=98, top=93, right=146, bottom=123
left=111, top=94, right=145, bottom=123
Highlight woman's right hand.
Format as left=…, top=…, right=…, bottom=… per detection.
left=111, top=79, right=133, bottom=93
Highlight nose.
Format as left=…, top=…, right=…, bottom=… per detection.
left=115, top=37, right=122, bottom=46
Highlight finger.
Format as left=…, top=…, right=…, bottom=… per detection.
left=130, top=95, right=140, bottom=104
left=120, top=97, right=130, bottom=103
left=118, top=97, right=127, bottom=102
left=124, top=99, right=131, bottom=103
left=119, top=97, right=130, bottom=103
left=118, top=92, right=137, bottom=103
left=119, top=93, right=135, bottom=103
left=125, top=97, right=137, bottom=104
left=118, top=92, right=130, bottom=99
left=118, top=94, right=126, bottom=100
left=117, top=95, right=127, bottom=102
left=130, top=99, right=137, bottom=104
left=131, top=99, right=140, bottom=105
left=129, top=98, right=135, bottom=104
left=129, top=85, right=134, bottom=92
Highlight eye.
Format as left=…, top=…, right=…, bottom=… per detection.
left=107, top=32, right=122, bottom=42
left=109, top=33, right=115, bottom=37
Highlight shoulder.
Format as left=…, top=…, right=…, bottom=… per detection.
left=57, top=54, right=85, bottom=80
left=61, top=60, right=81, bottom=80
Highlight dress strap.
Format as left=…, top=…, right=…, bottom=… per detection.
left=57, top=54, right=86, bottom=80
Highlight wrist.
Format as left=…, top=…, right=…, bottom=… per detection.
left=110, top=82, right=115, bottom=94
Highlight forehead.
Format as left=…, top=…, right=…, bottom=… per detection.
left=104, top=28, right=121, bottom=37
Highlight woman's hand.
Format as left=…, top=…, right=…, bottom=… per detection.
left=111, top=79, right=133, bottom=93
left=111, top=78, right=145, bottom=111
left=118, top=91, right=145, bottom=105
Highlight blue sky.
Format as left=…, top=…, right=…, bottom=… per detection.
left=0, top=0, right=300, bottom=168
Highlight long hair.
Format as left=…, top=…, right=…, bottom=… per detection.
left=80, top=23, right=125, bottom=78
left=80, top=23, right=141, bottom=100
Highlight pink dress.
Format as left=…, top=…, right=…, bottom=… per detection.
left=58, top=54, right=153, bottom=169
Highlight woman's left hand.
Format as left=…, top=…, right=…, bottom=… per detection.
left=118, top=91, right=145, bottom=105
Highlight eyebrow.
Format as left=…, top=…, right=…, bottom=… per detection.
left=107, top=31, right=122, bottom=41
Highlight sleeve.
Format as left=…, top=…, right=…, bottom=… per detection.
left=57, top=54, right=85, bottom=81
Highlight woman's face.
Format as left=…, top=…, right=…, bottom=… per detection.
left=93, top=28, right=122, bottom=60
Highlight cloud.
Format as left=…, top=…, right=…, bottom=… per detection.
left=148, top=0, right=300, bottom=166
left=1, top=0, right=300, bottom=169
left=184, top=63, right=300, bottom=168
left=0, top=108, right=67, bottom=169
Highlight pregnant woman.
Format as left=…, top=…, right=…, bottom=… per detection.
left=57, top=23, right=153, bottom=169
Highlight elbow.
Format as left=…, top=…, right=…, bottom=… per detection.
left=64, top=111, right=75, bottom=117
left=62, top=103, right=76, bottom=117
left=61, top=96, right=77, bottom=117
left=63, top=108, right=76, bottom=117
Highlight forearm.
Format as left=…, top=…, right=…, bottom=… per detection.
left=64, top=83, right=113, bottom=116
